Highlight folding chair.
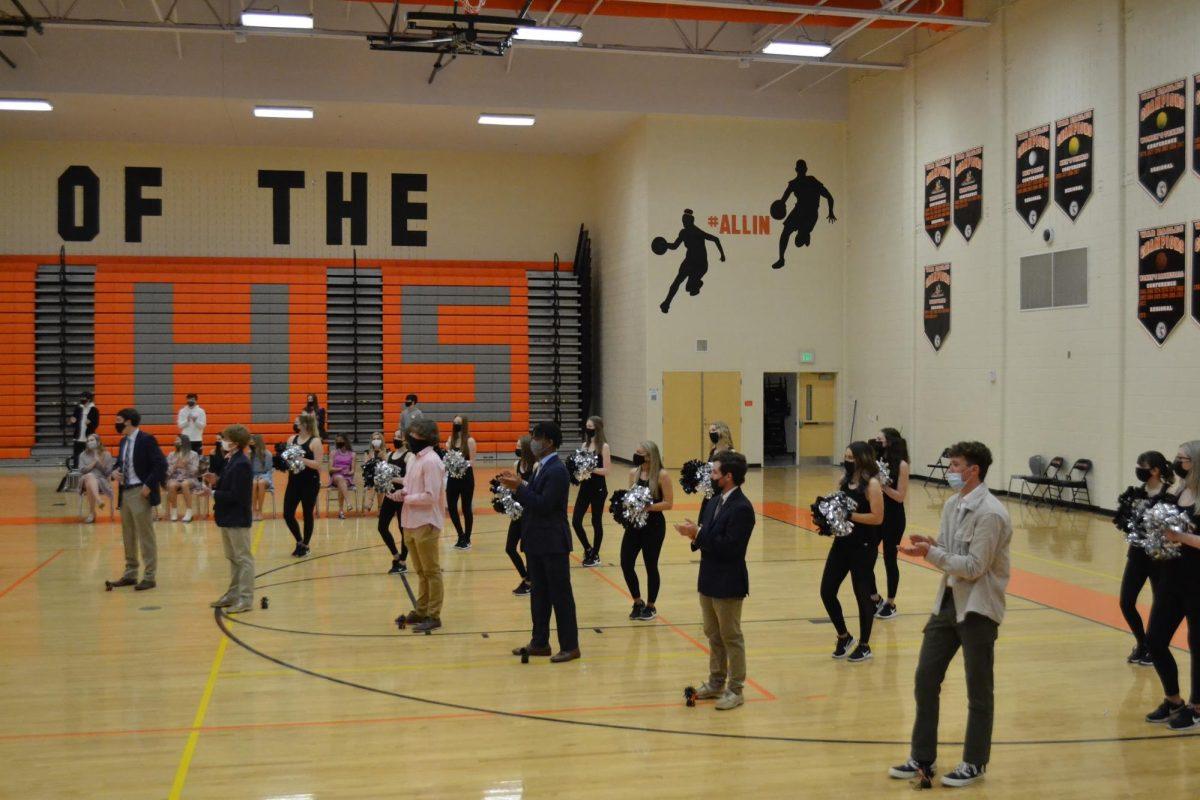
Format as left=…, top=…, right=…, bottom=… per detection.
left=1023, top=456, right=1066, bottom=507
left=1007, top=455, right=1047, bottom=501
left=926, top=448, right=951, bottom=482
left=1049, top=459, right=1093, bottom=507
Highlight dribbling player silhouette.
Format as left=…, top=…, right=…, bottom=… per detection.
left=653, top=209, right=725, bottom=314
left=771, top=159, right=836, bottom=269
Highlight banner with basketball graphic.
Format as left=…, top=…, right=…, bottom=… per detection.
left=1054, top=110, right=1093, bottom=221
left=1193, top=220, right=1200, bottom=329
left=953, top=147, right=983, bottom=242
left=1015, top=124, right=1050, bottom=229
left=923, top=157, right=951, bottom=247
left=923, top=263, right=951, bottom=352
left=1193, top=75, right=1200, bottom=179
left=1137, top=79, right=1187, bottom=203
left=1136, top=224, right=1186, bottom=346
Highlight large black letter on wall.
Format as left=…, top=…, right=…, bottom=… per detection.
left=57, top=165, right=100, bottom=242
left=259, top=169, right=306, bottom=245
left=391, top=173, right=428, bottom=247
left=125, top=166, right=162, bottom=243
left=326, top=171, right=367, bottom=246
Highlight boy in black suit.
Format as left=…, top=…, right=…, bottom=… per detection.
left=675, top=450, right=755, bottom=710
left=108, top=408, right=168, bottom=591
left=498, top=421, right=581, bottom=663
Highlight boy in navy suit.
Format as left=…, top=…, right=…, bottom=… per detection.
left=108, top=408, right=168, bottom=591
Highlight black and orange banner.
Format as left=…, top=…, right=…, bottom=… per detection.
left=1136, top=224, right=1186, bottom=346
left=1193, top=75, right=1200, bottom=179
left=1137, top=79, right=1187, bottom=203
left=1193, top=220, right=1200, bottom=329
left=1015, top=124, right=1050, bottom=229
left=923, top=263, right=951, bottom=352
left=1054, top=109, right=1093, bottom=221
left=923, top=157, right=951, bottom=247
left=953, top=146, right=983, bottom=242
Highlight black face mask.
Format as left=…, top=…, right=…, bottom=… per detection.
left=1135, top=467, right=1152, bottom=483
left=405, top=401, right=414, bottom=407
left=710, top=477, right=723, bottom=496
left=1174, top=460, right=1190, bottom=479
left=115, top=422, right=127, bottom=435
left=633, top=453, right=646, bottom=467
left=514, top=448, right=522, bottom=457
left=871, top=440, right=885, bottom=456
left=709, top=432, right=720, bottom=444
left=843, top=461, right=855, bottom=477
left=584, top=428, right=595, bottom=439
left=292, top=423, right=300, bottom=433
left=453, top=423, right=462, bottom=432
left=407, top=436, right=424, bottom=452
left=393, top=438, right=403, bottom=449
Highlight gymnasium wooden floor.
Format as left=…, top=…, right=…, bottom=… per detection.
left=1, top=465, right=1196, bottom=799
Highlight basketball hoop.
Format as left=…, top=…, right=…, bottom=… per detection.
left=460, top=0, right=484, bottom=14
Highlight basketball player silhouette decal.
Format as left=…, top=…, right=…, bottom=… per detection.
left=651, top=208, right=725, bottom=314
left=770, top=159, right=836, bottom=269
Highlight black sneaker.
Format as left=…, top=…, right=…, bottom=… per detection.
left=637, top=605, right=658, bottom=621
left=582, top=551, right=602, bottom=567
left=1146, top=698, right=1186, bottom=723
left=847, top=644, right=872, bottom=663
left=1168, top=706, right=1200, bottom=731
left=1127, top=644, right=1145, bottom=664
left=388, top=560, right=407, bottom=575
left=629, top=600, right=646, bottom=620
left=453, top=539, right=472, bottom=551
left=1139, top=649, right=1156, bottom=667
left=291, top=543, right=303, bottom=557
left=832, top=633, right=855, bottom=659
left=298, top=543, right=310, bottom=557
left=512, top=580, right=531, bottom=596
left=888, top=758, right=934, bottom=780
left=941, top=762, right=985, bottom=787
left=875, top=602, right=897, bottom=620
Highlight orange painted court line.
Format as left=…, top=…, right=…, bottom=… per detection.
left=0, top=549, right=63, bottom=599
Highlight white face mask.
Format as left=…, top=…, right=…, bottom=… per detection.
left=86, top=439, right=99, bottom=450
left=371, top=438, right=383, bottom=448
left=222, top=440, right=236, bottom=453
left=946, top=470, right=966, bottom=490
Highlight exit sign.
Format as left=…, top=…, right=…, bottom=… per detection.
left=800, top=351, right=815, bottom=363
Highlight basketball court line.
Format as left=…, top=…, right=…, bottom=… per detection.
left=0, top=548, right=64, bottom=599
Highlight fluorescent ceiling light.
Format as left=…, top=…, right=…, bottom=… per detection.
left=478, top=114, right=536, bottom=127
left=240, top=11, right=314, bottom=29
left=513, top=26, right=583, bottom=43
left=762, top=41, right=833, bottom=58
left=0, top=99, right=53, bottom=112
left=254, top=106, right=314, bottom=119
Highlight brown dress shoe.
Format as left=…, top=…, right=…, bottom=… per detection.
left=512, top=645, right=553, bottom=657
left=106, top=577, right=137, bottom=589
left=404, top=610, right=426, bottom=624
left=134, top=579, right=157, bottom=591
left=549, top=648, right=581, bottom=663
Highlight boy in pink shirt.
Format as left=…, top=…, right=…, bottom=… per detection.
left=391, top=418, right=447, bottom=632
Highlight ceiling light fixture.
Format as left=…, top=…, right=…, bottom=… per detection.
left=512, top=26, right=583, bottom=43
left=254, top=106, right=314, bottom=119
left=478, top=114, right=536, bottom=127
left=761, top=41, right=833, bottom=58
left=240, top=12, right=314, bottom=29
left=0, top=99, right=53, bottom=111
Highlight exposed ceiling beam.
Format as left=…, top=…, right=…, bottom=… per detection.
left=617, top=0, right=986, bottom=26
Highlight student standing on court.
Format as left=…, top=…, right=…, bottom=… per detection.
left=107, top=408, right=168, bottom=591
left=500, top=421, right=580, bottom=663
left=67, top=390, right=99, bottom=469
left=573, top=416, right=611, bottom=567
left=206, top=424, right=254, bottom=614
left=674, top=450, right=755, bottom=711
left=446, top=415, right=478, bottom=551
left=870, top=427, right=910, bottom=620
left=176, top=393, right=206, bottom=454
left=1117, top=450, right=1171, bottom=666
left=392, top=417, right=446, bottom=634
left=376, top=428, right=411, bottom=575
left=889, top=441, right=1011, bottom=788
left=621, top=441, right=673, bottom=622
left=399, top=393, right=423, bottom=435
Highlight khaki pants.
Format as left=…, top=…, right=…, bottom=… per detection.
left=120, top=489, right=158, bottom=581
left=403, top=524, right=443, bottom=620
left=220, top=526, right=254, bottom=604
left=699, top=593, right=745, bottom=693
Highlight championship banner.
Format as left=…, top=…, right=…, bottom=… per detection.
left=923, top=263, right=951, bottom=352
left=1136, top=224, right=1186, bottom=346
left=1137, top=79, right=1187, bottom=203
left=1054, top=109, right=1093, bottom=221
left=1193, top=75, right=1200, bottom=178
left=1193, top=220, right=1200, bottom=328
left=953, top=146, right=983, bottom=242
left=923, top=157, right=951, bottom=247
left=1015, top=124, right=1050, bottom=229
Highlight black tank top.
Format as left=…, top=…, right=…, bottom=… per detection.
left=636, top=476, right=665, bottom=523
left=1163, top=496, right=1200, bottom=581
left=387, top=449, right=408, bottom=477
left=841, top=481, right=880, bottom=546
left=448, top=438, right=473, bottom=476
left=290, top=436, right=318, bottom=482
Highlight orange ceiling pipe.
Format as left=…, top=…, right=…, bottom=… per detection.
left=345, top=0, right=966, bottom=29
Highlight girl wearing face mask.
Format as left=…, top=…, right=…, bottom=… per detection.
left=361, top=432, right=388, bottom=515
left=249, top=434, right=274, bottom=522
left=446, top=415, right=478, bottom=551
left=623, top=441, right=674, bottom=621
left=78, top=434, right=114, bottom=523
left=283, top=412, right=324, bottom=556
left=700, top=421, right=735, bottom=520
left=165, top=434, right=199, bottom=523
left=869, top=428, right=910, bottom=620
left=328, top=436, right=357, bottom=520
left=376, top=429, right=410, bottom=575
left=506, top=435, right=537, bottom=595
left=1144, top=440, right=1200, bottom=730
left=1117, top=451, right=1173, bottom=666
left=574, top=416, right=612, bottom=567
left=819, top=442, right=885, bottom=663
left=305, top=393, right=328, bottom=440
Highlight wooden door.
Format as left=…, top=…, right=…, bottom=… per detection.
left=661, top=372, right=702, bottom=468
left=701, top=371, right=742, bottom=454
left=797, top=372, right=837, bottom=460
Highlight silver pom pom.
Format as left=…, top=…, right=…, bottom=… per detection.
left=817, top=491, right=858, bottom=537
left=622, top=484, right=653, bottom=529
left=876, top=459, right=891, bottom=488
left=442, top=449, right=470, bottom=479
left=281, top=445, right=306, bottom=474
left=696, top=462, right=714, bottom=499
left=373, top=461, right=401, bottom=494
left=1132, top=504, right=1191, bottom=560
left=570, top=448, right=599, bottom=483
left=489, top=480, right=524, bottom=520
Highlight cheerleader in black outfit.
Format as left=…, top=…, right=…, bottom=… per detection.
left=446, top=415, right=477, bottom=551
left=283, top=411, right=323, bottom=557
left=699, top=421, right=735, bottom=520
left=1144, top=440, right=1200, bottom=730
left=1119, top=451, right=1172, bottom=665
left=505, top=435, right=535, bottom=595
left=573, top=416, right=612, bottom=567
left=622, top=441, right=674, bottom=621
left=376, top=428, right=411, bottom=574
left=868, top=428, right=909, bottom=620
left=819, top=442, right=884, bottom=663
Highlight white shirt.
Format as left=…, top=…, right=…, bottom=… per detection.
left=121, top=429, right=145, bottom=486
left=177, top=404, right=206, bottom=442
left=76, top=402, right=94, bottom=442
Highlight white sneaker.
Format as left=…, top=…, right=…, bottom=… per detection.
left=182, top=510, right=193, bottom=523
left=169, top=509, right=178, bottom=522
left=714, top=690, right=744, bottom=711
left=83, top=514, right=95, bottom=524
left=693, top=681, right=725, bottom=700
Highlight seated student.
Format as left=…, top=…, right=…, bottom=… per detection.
left=249, top=434, right=275, bottom=521
left=78, top=434, right=115, bottom=523
left=329, top=435, right=357, bottom=519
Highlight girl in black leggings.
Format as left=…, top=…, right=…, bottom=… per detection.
left=574, top=416, right=611, bottom=567
left=1144, top=440, right=1200, bottom=731
left=869, top=427, right=909, bottom=620
left=446, top=414, right=477, bottom=551
left=376, top=429, right=411, bottom=574
left=506, top=435, right=536, bottom=595
left=622, top=440, right=674, bottom=622
left=283, top=412, right=323, bottom=557
left=820, top=441, right=884, bottom=663
left=1118, top=450, right=1171, bottom=665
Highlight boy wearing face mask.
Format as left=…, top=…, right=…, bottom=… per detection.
left=67, top=391, right=100, bottom=469
left=205, top=425, right=255, bottom=614
left=176, top=393, right=206, bottom=454
left=107, top=408, right=168, bottom=591
left=399, top=394, right=422, bottom=437
left=390, top=417, right=446, bottom=633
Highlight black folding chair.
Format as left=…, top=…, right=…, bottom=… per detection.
left=1007, top=455, right=1047, bottom=502
left=926, top=447, right=951, bottom=482
left=1050, top=459, right=1093, bottom=507
left=1023, top=456, right=1066, bottom=507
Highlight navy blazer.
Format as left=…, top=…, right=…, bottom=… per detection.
left=515, top=454, right=573, bottom=556
left=116, top=429, right=168, bottom=507
left=213, top=451, right=253, bottom=528
left=691, top=486, right=755, bottom=598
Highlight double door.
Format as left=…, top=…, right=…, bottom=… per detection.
left=661, top=371, right=741, bottom=468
